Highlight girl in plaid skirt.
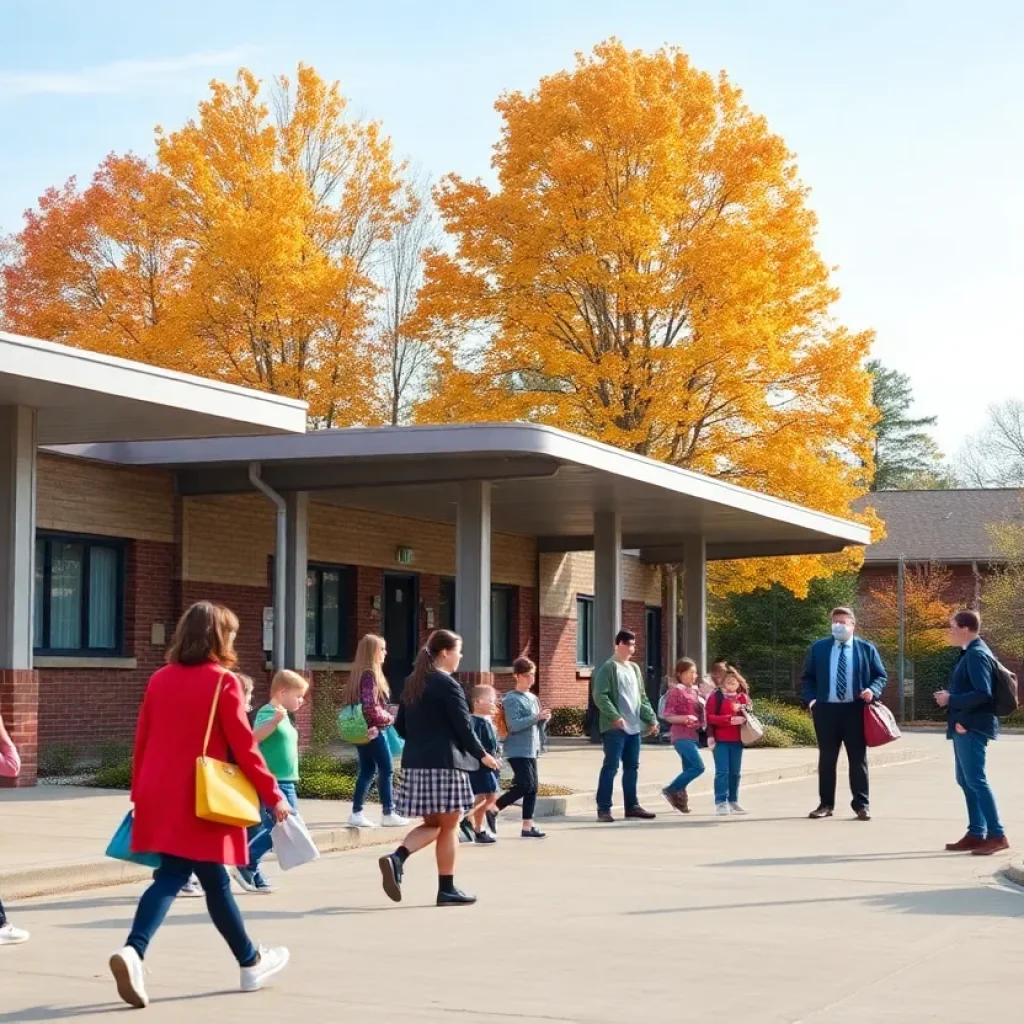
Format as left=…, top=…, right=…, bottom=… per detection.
left=378, top=630, right=499, bottom=907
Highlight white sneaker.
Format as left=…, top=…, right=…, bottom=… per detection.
left=180, top=876, right=204, bottom=897
left=240, top=945, right=290, bottom=993
left=109, top=946, right=149, bottom=1008
left=729, top=802, right=749, bottom=815
left=347, top=811, right=377, bottom=828
left=715, top=803, right=730, bottom=816
left=0, top=923, right=30, bottom=945
left=381, top=812, right=409, bottom=827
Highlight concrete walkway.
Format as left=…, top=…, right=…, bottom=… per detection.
left=3, top=733, right=1023, bottom=1022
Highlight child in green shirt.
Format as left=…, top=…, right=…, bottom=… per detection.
left=235, top=670, right=308, bottom=893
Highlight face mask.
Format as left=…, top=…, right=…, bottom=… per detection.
left=832, top=622, right=853, bottom=642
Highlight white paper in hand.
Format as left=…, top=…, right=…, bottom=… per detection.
left=271, top=815, right=320, bottom=871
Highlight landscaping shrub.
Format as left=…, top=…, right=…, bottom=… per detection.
left=99, top=742, right=132, bottom=769
left=299, top=751, right=345, bottom=776
left=91, top=759, right=133, bottom=790
left=751, top=724, right=795, bottom=749
left=547, top=707, right=587, bottom=737
left=499, top=778, right=576, bottom=797
left=755, top=699, right=817, bottom=746
left=38, top=744, right=80, bottom=778
left=297, top=771, right=356, bottom=801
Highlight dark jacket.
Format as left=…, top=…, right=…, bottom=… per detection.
left=394, top=670, right=487, bottom=772
left=801, top=636, right=887, bottom=707
left=947, top=637, right=999, bottom=741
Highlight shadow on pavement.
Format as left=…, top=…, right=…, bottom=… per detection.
left=0, top=990, right=235, bottom=1021
left=704, top=850, right=955, bottom=868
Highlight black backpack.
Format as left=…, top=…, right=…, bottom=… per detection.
left=990, top=656, right=1020, bottom=718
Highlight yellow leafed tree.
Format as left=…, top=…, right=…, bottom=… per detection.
left=861, top=563, right=957, bottom=662
left=3, top=65, right=407, bottom=425
left=414, top=40, right=880, bottom=594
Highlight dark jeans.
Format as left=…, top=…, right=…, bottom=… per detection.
left=353, top=733, right=394, bottom=814
left=0, top=893, right=6, bottom=927
left=953, top=729, right=1005, bottom=839
left=247, top=780, right=299, bottom=871
left=712, top=740, right=743, bottom=803
left=496, top=757, right=539, bottom=820
left=126, top=855, right=257, bottom=966
left=596, top=729, right=641, bottom=813
left=813, top=701, right=869, bottom=811
left=667, top=738, right=706, bottom=793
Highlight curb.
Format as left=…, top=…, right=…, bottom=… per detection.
left=1003, top=859, right=1024, bottom=888
left=4, top=745, right=930, bottom=901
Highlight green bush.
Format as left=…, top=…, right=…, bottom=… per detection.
left=38, top=744, right=80, bottom=778
left=91, top=759, right=133, bottom=790
left=299, top=751, right=345, bottom=776
left=547, top=707, right=587, bottom=737
left=755, top=699, right=817, bottom=746
left=751, top=724, right=795, bottom=749
left=99, top=742, right=132, bottom=769
left=297, top=771, right=356, bottom=801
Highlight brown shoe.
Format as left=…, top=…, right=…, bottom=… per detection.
left=625, top=806, right=656, bottom=820
left=945, top=833, right=986, bottom=852
left=597, top=811, right=615, bottom=823
left=677, top=789, right=690, bottom=814
left=808, top=806, right=833, bottom=819
left=855, top=809, right=871, bottom=821
left=971, top=836, right=1010, bottom=856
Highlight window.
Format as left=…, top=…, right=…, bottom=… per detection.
left=305, top=563, right=355, bottom=661
left=33, top=533, right=125, bottom=655
left=576, top=595, right=595, bottom=667
left=439, top=577, right=456, bottom=632
left=490, top=585, right=514, bottom=667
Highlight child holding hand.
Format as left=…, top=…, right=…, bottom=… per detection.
left=705, top=667, right=751, bottom=816
left=465, top=685, right=501, bottom=844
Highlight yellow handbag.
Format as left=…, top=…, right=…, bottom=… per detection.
left=195, top=670, right=261, bottom=827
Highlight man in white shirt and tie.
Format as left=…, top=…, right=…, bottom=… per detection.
left=800, top=607, right=888, bottom=820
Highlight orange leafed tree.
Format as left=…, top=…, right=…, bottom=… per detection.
left=413, top=40, right=879, bottom=594
left=862, top=563, right=957, bottom=662
left=3, top=65, right=407, bottom=425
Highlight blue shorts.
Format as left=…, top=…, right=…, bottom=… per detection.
left=469, top=768, right=499, bottom=795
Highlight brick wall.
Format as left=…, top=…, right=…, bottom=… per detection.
left=539, top=615, right=579, bottom=708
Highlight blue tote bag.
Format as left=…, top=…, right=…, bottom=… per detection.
left=105, top=811, right=162, bottom=869
left=384, top=725, right=405, bottom=757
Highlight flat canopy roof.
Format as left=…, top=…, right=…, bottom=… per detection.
left=1, top=331, right=307, bottom=443
left=55, top=423, right=870, bottom=562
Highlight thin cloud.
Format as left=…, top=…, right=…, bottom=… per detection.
left=0, top=48, right=257, bottom=98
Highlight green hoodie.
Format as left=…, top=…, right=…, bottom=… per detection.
left=591, top=657, right=657, bottom=735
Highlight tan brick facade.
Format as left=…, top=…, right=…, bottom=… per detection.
left=539, top=551, right=662, bottom=618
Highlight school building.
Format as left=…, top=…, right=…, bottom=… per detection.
left=1, top=331, right=870, bottom=785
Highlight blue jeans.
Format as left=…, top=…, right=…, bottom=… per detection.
left=126, top=855, right=257, bottom=966
left=712, top=741, right=743, bottom=803
left=667, top=739, right=705, bottom=793
left=246, top=780, right=299, bottom=871
left=597, top=729, right=641, bottom=813
left=953, top=730, right=1004, bottom=839
left=353, top=732, right=394, bottom=813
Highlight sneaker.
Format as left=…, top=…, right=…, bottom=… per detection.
left=347, top=811, right=377, bottom=829
left=715, top=803, right=730, bottom=816
left=521, top=827, right=547, bottom=839
left=729, top=802, right=748, bottom=815
left=379, top=853, right=403, bottom=903
left=240, top=945, right=290, bottom=993
left=179, top=877, right=203, bottom=897
left=474, top=830, right=498, bottom=844
left=0, top=923, right=30, bottom=946
left=109, top=946, right=149, bottom=1008
left=252, top=871, right=275, bottom=894
left=381, top=812, right=410, bottom=827
left=233, top=867, right=259, bottom=893
left=437, top=888, right=477, bottom=906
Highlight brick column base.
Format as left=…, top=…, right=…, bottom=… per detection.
left=457, top=671, right=494, bottom=695
left=0, top=669, right=39, bottom=787
left=290, top=670, right=316, bottom=752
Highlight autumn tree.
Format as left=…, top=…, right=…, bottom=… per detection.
left=982, top=514, right=1024, bottom=661
left=414, top=39, right=878, bottom=595
left=2, top=65, right=408, bottom=425
left=861, top=562, right=956, bottom=663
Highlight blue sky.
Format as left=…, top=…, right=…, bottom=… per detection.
left=2, top=0, right=1022, bottom=455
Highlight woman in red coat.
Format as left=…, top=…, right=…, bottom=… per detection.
left=109, top=601, right=293, bottom=1009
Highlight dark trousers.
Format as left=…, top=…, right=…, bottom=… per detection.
left=813, top=701, right=868, bottom=811
left=353, top=733, right=395, bottom=813
left=496, top=757, right=539, bottom=820
left=0, top=893, right=6, bottom=927
left=126, top=855, right=257, bottom=966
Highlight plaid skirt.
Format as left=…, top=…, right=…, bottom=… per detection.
left=396, top=768, right=474, bottom=818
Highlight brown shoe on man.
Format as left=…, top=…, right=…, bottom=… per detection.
left=971, top=836, right=1010, bottom=856
left=808, top=805, right=833, bottom=819
left=855, top=809, right=871, bottom=821
left=625, top=806, right=657, bottom=820
left=945, top=833, right=986, bottom=852
left=597, top=811, right=615, bottom=823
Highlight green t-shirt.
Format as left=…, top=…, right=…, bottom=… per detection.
left=254, top=703, right=299, bottom=781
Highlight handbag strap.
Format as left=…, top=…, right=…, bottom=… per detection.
left=201, top=668, right=229, bottom=763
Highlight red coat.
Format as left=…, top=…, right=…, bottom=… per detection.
left=130, top=661, right=283, bottom=866
left=705, top=690, right=751, bottom=744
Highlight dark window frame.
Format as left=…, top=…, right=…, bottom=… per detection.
left=490, top=583, right=515, bottom=667
left=576, top=594, right=595, bottom=668
left=305, top=561, right=356, bottom=663
left=33, top=530, right=127, bottom=657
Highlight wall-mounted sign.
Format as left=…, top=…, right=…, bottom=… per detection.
left=396, top=546, right=413, bottom=565
left=262, top=607, right=274, bottom=652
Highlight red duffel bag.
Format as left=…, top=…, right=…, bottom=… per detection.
left=864, top=700, right=901, bottom=747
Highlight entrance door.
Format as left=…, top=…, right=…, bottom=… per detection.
left=383, top=574, right=418, bottom=701
left=644, top=606, right=663, bottom=711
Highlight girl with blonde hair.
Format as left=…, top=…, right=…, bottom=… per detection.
left=346, top=634, right=408, bottom=829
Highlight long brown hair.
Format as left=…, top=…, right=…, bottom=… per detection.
left=674, top=657, right=697, bottom=683
left=342, top=634, right=389, bottom=704
left=723, top=666, right=750, bottom=695
left=404, top=629, right=461, bottom=704
left=167, top=601, right=239, bottom=668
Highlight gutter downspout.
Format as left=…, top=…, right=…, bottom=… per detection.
left=249, top=462, right=286, bottom=672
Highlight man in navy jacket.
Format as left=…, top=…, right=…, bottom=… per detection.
left=933, top=609, right=1008, bottom=856
left=801, top=606, right=887, bottom=820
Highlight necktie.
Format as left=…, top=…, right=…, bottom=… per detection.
left=836, top=644, right=849, bottom=701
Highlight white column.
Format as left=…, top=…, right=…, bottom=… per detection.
left=456, top=481, right=491, bottom=675
left=0, top=407, right=37, bottom=670
left=593, top=510, right=622, bottom=656
left=666, top=568, right=679, bottom=668
left=683, top=535, right=707, bottom=676
left=283, top=491, right=309, bottom=670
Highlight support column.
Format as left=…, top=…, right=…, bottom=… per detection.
left=666, top=567, right=679, bottom=668
left=0, top=406, right=39, bottom=786
left=283, top=491, right=309, bottom=671
left=683, top=534, right=707, bottom=676
left=589, top=511, right=622, bottom=741
left=455, top=481, right=491, bottom=686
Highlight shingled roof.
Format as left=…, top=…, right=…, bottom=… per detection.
left=856, top=489, right=1024, bottom=564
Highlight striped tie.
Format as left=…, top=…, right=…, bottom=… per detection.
left=836, top=644, right=849, bottom=701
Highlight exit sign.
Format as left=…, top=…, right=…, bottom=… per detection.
left=396, top=547, right=413, bottom=565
